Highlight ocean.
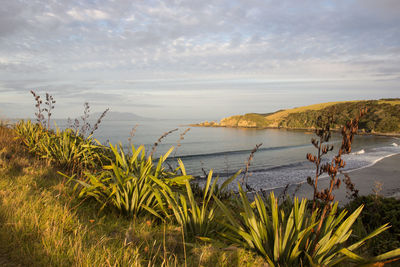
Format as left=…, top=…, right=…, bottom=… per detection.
left=53, top=118, right=400, bottom=191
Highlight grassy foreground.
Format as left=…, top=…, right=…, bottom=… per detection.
left=1, top=111, right=400, bottom=266
left=0, top=125, right=265, bottom=266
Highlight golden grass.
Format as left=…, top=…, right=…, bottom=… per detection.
left=264, top=100, right=360, bottom=121
left=378, top=100, right=400, bottom=105
left=206, top=99, right=400, bottom=131
left=266, top=99, right=400, bottom=122
left=0, top=125, right=267, bottom=266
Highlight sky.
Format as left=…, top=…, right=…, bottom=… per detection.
left=0, top=0, right=399, bottom=120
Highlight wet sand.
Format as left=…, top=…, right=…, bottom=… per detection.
left=268, top=153, right=400, bottom=205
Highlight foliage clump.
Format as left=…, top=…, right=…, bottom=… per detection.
left=280, top=100, right=400, bottom=133
left=346, top=195, right=400, bottom=255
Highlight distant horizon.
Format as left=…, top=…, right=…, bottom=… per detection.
left=3, top=97, right=399, bottom=122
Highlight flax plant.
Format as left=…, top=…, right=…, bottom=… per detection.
left=69, top=144, right=191, bottom=219
left=14, top=120, right=48, bottom=156
left=150, top=128, right=178, bottom=158
left=214, top=185, right=400, bottom=266
left=159, top=160, right=240, bottom=241
left=30, top=90, right=46, bottom=127
left=15, top=120, right=105, bottom=173
left=42, top=127, right=105, bottom=173
left=241, top=143, right=262, bottom=191
left=306, top=108, right=368, bottom=245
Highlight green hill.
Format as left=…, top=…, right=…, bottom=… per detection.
left=194, top=99, right=400, bottom=134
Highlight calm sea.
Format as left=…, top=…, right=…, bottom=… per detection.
left=52, top=119, right=400, bottom=190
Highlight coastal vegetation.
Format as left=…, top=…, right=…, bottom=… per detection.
left=0, top=92, right=399, bottom=266
left=194, top=99, right=400, bottom=134
left=345, top=195, right=400, bottom=256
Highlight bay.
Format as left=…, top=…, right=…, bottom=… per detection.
left=54, top=118, right=400, bottom=190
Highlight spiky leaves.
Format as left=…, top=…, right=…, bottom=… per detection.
left=214, top=186, right=314, bottom=266
left=215, top=186, right=400, bottom=266
left=70, top=144, right=191, bottom=219
left=14, top=120, right=105, bottom=174
left=161, top=163, right=241, bottom=241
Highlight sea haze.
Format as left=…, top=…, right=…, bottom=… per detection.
left=55, top=119, right=400, bottom=190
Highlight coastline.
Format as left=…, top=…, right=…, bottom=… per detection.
left=190, top=124, right=400, bottom=137
left=267, top=153, right=400, bottom=205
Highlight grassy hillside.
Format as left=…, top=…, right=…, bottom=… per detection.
left=0, top=125, right=265, bottom=266
left=278, top=100, right=400, bottom=133
left=2, top=117, right=400, bottom=266
left=219, top=113, right=270, bottom=128
left=264, top=100, right=356, bottom=126
left=196, top=99, right=400, bottom=134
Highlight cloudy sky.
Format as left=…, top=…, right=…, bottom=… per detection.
left=0, top=0, right=399, bottom=120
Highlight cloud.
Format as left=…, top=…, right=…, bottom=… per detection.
left=67, top=8, right=110, bottom=21
left=0, top=0, right=399, bottom=118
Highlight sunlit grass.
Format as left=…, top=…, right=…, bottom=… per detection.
left=378, top=100, right=400, bottom=105
left=2, top=114, right=400, bottom=266
left=264, top=100, right=360, bottom=124
left=0, top=125, right=266, bottom=266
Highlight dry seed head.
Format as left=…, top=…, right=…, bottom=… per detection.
left=241, top=143, right=262, bottom=189
left=177, top=128, right=191, bottom=147
left=150, top=128, right=178, bottom=157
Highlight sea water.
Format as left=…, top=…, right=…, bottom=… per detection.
left=53, top=118, right=400, bottom=190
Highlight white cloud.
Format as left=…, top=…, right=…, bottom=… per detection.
left=125, top=15, right=135, bottom=22
left=67, top=8, right=109, bottom=21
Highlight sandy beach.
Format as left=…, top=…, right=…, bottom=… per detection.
left=268, top=153, right=400, bottom=205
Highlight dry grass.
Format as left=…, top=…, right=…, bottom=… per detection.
left=0, top=125, right=266, bottom=266
left=215, top=100, right=362, bottom=128
left=378, top=100, right=400, bottom=105
left=264, top=100, right=360, bottom=124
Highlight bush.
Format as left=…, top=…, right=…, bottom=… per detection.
left=14, top=120, right=107, bottom=174
left=214, top=185, right=400, bottom=266
left=67, top=144, right=191, bottom=219
left=345, top=195, right=400, bottom=255
left=160, top=166, right=240, bottom=242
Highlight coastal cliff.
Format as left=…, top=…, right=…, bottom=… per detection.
left=193, top=99, right=400, bottom=134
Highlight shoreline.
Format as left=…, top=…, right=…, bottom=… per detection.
left=190, top=124, right=400, bottom=138
left=266, top=153, right=400, bottom=205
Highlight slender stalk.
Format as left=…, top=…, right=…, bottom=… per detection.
left=241, top=143, right=262, bottom=190
left=312, top=135, right=322, bottom=212
left=150, top=128, right=178, bottom=158
left=163, top=223, right=167, bottom=266
left=181, top=226, right=187, bottom=267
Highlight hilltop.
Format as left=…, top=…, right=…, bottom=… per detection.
left=193, top=99, right=400, bottom=134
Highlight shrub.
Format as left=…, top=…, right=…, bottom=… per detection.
left=214, top=185, right=400, bottom=266
left=346, top=195, right=400, bottom=255
left=14, top=120, right=48, bottom=156
left=160, top=164, right=240, bottom=241
left=14, top=120, right=106, bottom=174
left=43, top=128, right=106, bottom=172
left=67, top=144, right=191, bottom=219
